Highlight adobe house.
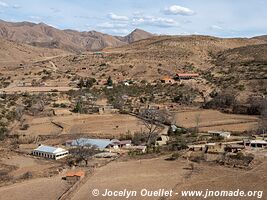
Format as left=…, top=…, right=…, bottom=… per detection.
left=161, top=76, right=175, bottom=84
left=65, top=171, right=85, bottom=183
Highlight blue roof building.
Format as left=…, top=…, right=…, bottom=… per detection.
left=68, top=138, right=113, bottom=149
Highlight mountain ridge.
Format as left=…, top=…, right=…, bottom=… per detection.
left=0, top=20, right=154, bottom=52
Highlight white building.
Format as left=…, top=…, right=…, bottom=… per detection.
left=244, top=140, right=267, bottom=149
left=208, top=131, right=231, bottom=139
left=32, top=145, right=69, bottom=160
left=156, top=135, right=170, bottom=146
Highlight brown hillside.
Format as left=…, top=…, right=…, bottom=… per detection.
left=0, top=38, right=67, bottom=64
left=0, top=20, right=153, bottom=52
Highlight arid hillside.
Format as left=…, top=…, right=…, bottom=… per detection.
left=0, top=20, right=153, bottom=52
left=0, top=38, right=67, bottom=64
left=0, top=32, right=266, bottom=104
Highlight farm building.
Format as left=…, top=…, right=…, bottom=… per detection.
left=156, top=135, right=170, bottom=146
left=208, top=131, right=231, bottom=139
left=161, top=76, right=175, bottom=84
left=188, top=144, right=205, bottom=151
left=32, top=145, right=69, bottom=160
left=243, top=139, right=267, bottom=149
left=65, top=171, right=85, bottom=182
left=175, top=73, right=199, bottom=80
left=66, top=138, right=132, bottom=150
left=111, top=139, right=132, bottom=148
left=98, top=105, right=118, bottom=114
left=66, top=138, right=113, bottom=149
left=224, top=144, right=245, bottom=153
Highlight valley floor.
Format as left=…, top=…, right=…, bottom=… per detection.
left=1, top=155, right=266, bottom=200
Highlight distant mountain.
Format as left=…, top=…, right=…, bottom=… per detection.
left=116, top=28, right=154, bottom=43
left=0, top=20, right=153, bottom=52
left=252, top=35, right=267, bottom=42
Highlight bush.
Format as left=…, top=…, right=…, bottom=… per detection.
left=0, top=126, right=7, bottom=140
left=20, top=171, right=33, bottom=179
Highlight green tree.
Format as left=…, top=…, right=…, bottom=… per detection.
left=0, top=126, right=7, bottom=140
left=73, top=101, right=83, bottom=113
left=107, top=76, right=113, bottom=86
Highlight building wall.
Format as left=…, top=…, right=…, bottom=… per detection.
left=32, top=150, right=68, bottom=160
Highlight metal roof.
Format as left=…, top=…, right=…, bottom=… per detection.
left=250, top=140, right=267, bottom=144
left=34, top=145, right=67, bottom=154
left=71, top=138, right=113, bottom=149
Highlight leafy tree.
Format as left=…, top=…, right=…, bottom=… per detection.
left=139, top=109, right=172, bottom=146
left=0, top=126, right=7, bottom=140
left=73, top=101, right=83, bottom=113
left=68, top=142, right=99, bottom=166
left=107, top=76, right=113, bottom=86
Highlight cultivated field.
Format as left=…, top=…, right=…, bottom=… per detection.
left=71, top=157, right=188, bottom=200
left=0, top=86, right=77, bottom=93
left=0, top=176, right=70, bottom=200
left=70, top=155, right=267, bottom=200
left=18, top=114, right=145, bottom=137
left=1, top=155, right=61, bottom=178
left=170, top=159, right=267, bottom=200
left=174, top=109, right=259, bottom=132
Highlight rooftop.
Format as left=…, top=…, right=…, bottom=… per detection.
left=34, top=145, right=67, bottom=154
left=70, top=138, right=113, bottom=149
left=66, top=171, right=85, bottom=177
left=250, top=140, right=267, bottom=144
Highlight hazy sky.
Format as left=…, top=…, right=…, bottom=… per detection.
left=0, top=0, right=266, bottom=37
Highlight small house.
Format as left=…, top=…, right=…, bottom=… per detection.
left=156, top=135, right=169, bottom=146
left=161, top=76, right=175, bottom=84
left=32, top=145, right=69, bottom=160
left=244, top=139, right=267, bottom=149
left=208, top=131, right=231, bottom=139
left=65, top=171, right=85, bottom=182
left=224, top=144, right=245, bottom=153
left=111, top=139, right=132, bottom=148
left=188, top=144, right=205, bottom=151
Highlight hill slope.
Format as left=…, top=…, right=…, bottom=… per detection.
left=42, top=35, right=266, bottom=101
left=0, top=38, right=67, bottom=64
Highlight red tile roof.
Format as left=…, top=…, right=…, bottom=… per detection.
left=66, top=171, right=85, bottom=177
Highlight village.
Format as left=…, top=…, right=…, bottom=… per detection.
left=0, top=63, right=266, bottom=199
left=0, top=4, right=266, bottom=197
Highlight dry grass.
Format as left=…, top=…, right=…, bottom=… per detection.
left=18, top=114, right=145, bottom=137
left=174, top=109, right=259, bottom=132
left=0, top=176, right=70, bottom=200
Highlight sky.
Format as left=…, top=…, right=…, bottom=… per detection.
left=0, top=0, right=266, bottom=37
